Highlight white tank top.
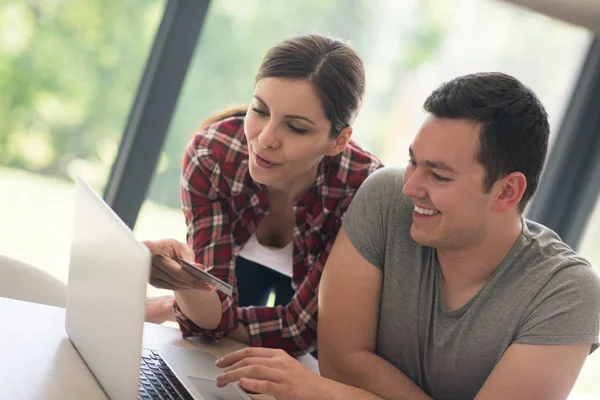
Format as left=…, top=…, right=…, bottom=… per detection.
left=237, top=233, right=294, bottom=277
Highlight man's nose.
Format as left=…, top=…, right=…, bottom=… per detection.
left=403, top=169, right=427, bottom=199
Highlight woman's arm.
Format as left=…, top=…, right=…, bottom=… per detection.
left=174, top=123, right=246, bottom=340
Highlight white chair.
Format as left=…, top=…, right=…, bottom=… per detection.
left=0, top=254, right=67, bottom=308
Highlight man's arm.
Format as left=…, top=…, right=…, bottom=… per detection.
left=318, top=227, right=431, bottom=400
left=215, top=347, right=385, bottom=400
left=474, top=343, right=590, bottom=399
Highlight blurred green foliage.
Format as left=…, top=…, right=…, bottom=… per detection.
left=0, top=0, right=450, bottom=208
left=0, top=0, right=163, bottom=185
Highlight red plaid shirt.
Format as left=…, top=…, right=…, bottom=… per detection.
left=173, top=116, right=383, bottom=355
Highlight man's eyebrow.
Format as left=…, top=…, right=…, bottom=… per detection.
left=253, top=95, right=316, bottom=126
left=409, top=147, right=458, bottom=174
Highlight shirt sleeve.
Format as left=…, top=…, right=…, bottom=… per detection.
left=342, top=167, right=405, bottom=270
left=238, top=227, right=337, bottom=357
left=174, top=136, right=241, bottom=340
left=514, top=262, right=600, bottom=353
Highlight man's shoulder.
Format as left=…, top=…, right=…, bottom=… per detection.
left=522, top=219, right=591, bottom=267
left=366, top=165, right=406, bottom=184
left=342, top=166, right=415, bottom=239
left=358, top=166, right=410, bottom=206
left=519, top=219, right=598, bottom=290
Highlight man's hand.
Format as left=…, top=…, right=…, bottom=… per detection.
left=215, top=348, right=331, bottom=400
left=143, top=239, right=213, bottom=291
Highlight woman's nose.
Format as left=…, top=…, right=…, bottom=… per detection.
left=257, top=124, right=281, bottom=149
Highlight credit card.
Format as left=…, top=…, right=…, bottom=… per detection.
left=178, top=258, right=233, bottom=297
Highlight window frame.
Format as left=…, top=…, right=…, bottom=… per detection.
left=526, top=36, right=600, bottom=249
left=104, top=0, right=211, bottom=228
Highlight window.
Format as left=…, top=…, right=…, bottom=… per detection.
left=575, top=197, right=600, bottom=397
left=136, top=0, right=590, bottom=243
left=0, top=0, right=164, bottom=281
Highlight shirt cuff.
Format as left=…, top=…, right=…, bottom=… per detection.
left=173, top=291, right=238, bottom=340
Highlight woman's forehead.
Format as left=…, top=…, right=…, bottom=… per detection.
left=254, top=78, right=328, bottom=122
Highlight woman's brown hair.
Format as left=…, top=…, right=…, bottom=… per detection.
left=199, top=105, right=248, bottom=129
left=201, top=33, right=365, bottom=137
left=256, top=33, right=365, bottom=137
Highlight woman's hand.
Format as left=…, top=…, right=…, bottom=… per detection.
left=215, top=348, right=332, bottom=400
left=145, top=295, right=176, bottom=324
left=143, top=238, right=212, bottom=291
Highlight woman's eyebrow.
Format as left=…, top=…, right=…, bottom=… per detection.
left=253, top=95, right=268, bottom=107
left=253, top=95, right=316, bottom=126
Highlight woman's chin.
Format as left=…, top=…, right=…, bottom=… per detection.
left=248, top=165, right=272, bottom=185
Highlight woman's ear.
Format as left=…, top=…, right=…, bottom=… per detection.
left=327, top=126, right=353, bottom=156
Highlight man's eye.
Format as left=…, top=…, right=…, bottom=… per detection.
left=432, top=172, right=451, bottom=182
left=407, top=159, right=417, bottom=168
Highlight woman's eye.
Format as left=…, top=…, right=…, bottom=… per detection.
left=287, top=124, right=307, bottom=134
left=251, top=107, right=267, bottom=117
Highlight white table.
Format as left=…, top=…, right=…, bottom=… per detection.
left=0, top=297, right=318, bottom=400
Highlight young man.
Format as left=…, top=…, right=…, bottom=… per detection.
left=317, top=72, right=600, bottom=399
left=215, top=72, right=600, bottom=400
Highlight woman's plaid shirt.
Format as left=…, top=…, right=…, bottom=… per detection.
left=174, top=116, right=383, bottom=356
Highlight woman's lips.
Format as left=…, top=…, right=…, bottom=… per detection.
left=254, top=152, right=279, bottom=169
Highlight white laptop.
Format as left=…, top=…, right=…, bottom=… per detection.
left=65, top=177, right=251, bottom=400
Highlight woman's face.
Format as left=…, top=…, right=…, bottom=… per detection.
left=244, top=77, right=349, bottom=193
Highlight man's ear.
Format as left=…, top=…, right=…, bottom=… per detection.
left=492, top=172, right=527, bottom=213
left=326, top=126, right=353, bottom=156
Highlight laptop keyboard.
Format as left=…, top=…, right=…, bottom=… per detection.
left=138, top=349, right=194, bottom=400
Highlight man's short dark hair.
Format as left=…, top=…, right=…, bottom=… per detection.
left=423, top=72, right=550, bottom=213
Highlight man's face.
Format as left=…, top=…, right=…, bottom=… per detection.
left=403, top=116, right=497, bottom=250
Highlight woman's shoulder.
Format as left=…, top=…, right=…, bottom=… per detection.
left=189, top=116, right=248, bottom=163
left=326, top=140, right=384, bottom=189
left=183, top=116, right=251, bottom=191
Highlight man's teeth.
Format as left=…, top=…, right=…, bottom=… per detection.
left=415, top=206, right=440, bottom=216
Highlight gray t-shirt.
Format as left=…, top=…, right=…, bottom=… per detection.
left=342, top=167, right=600, bottom=400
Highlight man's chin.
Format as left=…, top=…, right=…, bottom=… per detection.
left=410, top=227, right=436, bottom=247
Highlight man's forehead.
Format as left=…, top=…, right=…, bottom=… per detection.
left=408, top=146, right=459, bottom=173
left=410, top=118, right=482, bottom=169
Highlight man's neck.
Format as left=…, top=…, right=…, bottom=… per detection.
left=437, top=217, right=523, bottom=289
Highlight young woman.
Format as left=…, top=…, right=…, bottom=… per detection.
left=144, top=33, right=383, bottom=356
